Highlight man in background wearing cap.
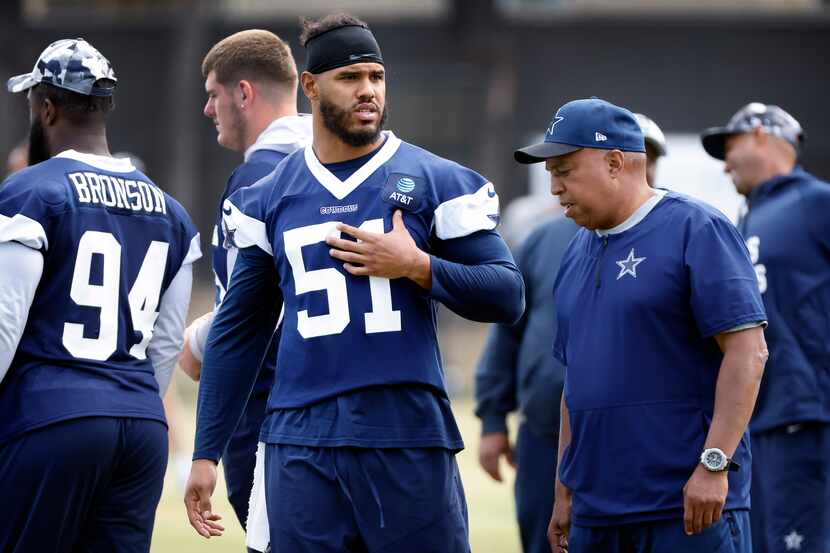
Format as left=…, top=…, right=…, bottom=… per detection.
left=186, top=13, right=524, bottom=552
left=702, top=103, right=830, bottom=553
left=515, top=97, right=768, bottom=553
left=474, top=112, right=667, bottom=553
left=178, top=30, right=311, bottom=545
left=0, top=39, right=201, bottom=551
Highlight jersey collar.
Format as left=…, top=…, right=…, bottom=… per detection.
left=55, top=149, right=137, bottom=173
left=595, top=188, right=667, bottom=237
left=304, top=131, right=402, bottom=200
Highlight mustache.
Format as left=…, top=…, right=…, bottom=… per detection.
left=352, top=100, right=379, bottom=112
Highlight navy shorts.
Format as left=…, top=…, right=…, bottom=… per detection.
left=265, top=444, right=470, bottom=553
left=223, top=366, right=272, bottom=529
left=568, top=510, right=751, bottom=553
left=0, top=416, right=167, bottom=553
left=750, top=422, right=830, bottom=553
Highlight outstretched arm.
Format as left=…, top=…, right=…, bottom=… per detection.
left=185, top=246, right=281, bottom=539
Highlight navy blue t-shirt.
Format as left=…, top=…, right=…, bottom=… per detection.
left=553, top=191, right=766, bottom=526
left=0, top=151, right=200, bottom=444
left=738, top=168, right=830, bottom=432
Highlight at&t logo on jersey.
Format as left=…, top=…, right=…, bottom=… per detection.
left=396, top=177, right=416, bottom=193
left=383, top=174, right=424, bottom=212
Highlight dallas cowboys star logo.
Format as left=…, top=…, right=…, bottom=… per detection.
left=783, top=530, right=804, bottom=551
left=547, top=116, right=564, bottom=135
left=616, top=248, right=646, bottom=280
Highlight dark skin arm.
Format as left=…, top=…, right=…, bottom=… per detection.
left=682, top=326, right=767, bottom=535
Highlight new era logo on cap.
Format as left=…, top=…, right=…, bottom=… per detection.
left=595, top=132, right=608, bottom=142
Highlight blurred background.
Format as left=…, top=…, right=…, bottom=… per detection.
left=1, top=0, right=828, bottom=551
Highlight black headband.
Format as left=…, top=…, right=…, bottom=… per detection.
left=305, top=24, right=383, bottom=75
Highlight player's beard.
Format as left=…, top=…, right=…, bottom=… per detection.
left=28, top=116, right=50, bottom=165
left=320, top=97, right=387, bottom=148
left=223, top=103, right=247, bottom=153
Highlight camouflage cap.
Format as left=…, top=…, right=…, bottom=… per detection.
left=7, top=38, right=116, bottom=97
left=700, top=102, right=804, bottom=160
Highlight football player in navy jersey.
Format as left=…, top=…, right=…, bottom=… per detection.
left=702, top=104, right=830, bottom=553
left=0, top=39, right=200, bottom=552
left=515, top=98, right=768, bottom=553
left=185, top=13, right=525, bottom=553
left=177, top=29, right=312, bottom=541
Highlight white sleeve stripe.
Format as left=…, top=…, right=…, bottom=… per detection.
left=0, top=213, right=49, bottom=250
left=433, top=182, right=500, bottom=240
left=222, top=199, right=273, bottom=256
left=183, top=233, right=202, bottom=265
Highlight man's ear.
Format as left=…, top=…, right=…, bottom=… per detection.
left=751, top=125, right=767, bottom=146
left=606, top=149, right=625, bottom=178
left=300, top=72, right=318, bottom=102
left=42, top=97, right=58, bottom=127
left=238, top=80, right=255, bottom=107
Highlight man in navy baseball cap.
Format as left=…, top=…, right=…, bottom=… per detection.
left=515, top=97, right=645, bottom=164
left=522, top=98, right=766, bottom=553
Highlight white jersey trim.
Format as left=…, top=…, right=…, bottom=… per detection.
left=183, top=233, right=202, bottom=265
left=56, top=150, right=137, bottom=173
left=222, top=199, right=273, bottom=256
left=0, top=213, right=49, bottom=250
left=433, top=182, right=500, bottom=240
left=304, top=131, right=402, bottom=201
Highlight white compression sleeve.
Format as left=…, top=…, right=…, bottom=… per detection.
left=148, top=262, right=193, bottom=396
left=0, top=242, right=44, bottom=383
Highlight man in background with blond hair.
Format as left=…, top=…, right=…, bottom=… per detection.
left=180, top=29, right=312, bottom=539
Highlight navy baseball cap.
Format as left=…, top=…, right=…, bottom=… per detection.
left=701, top=102, right=804, bottom=160
left=515, top=98, right=646, bottom=164
left=7, top=38, right=116, bottom=97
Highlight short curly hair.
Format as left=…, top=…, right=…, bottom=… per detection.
left=202, top=29, right=297, bottom=88
left=299, top=13, right=370, bottom=47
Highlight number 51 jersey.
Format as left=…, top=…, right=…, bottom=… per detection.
left=0, top=150, right=201, bottom=444
left=224, top=132, right=499, bottom=409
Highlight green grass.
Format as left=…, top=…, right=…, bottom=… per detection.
left=150, top=396, right=522, bottom=553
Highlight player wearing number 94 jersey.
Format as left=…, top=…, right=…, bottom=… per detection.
left=188, top=13, right=524, bottom=553
left=0, top=39, right=200, bottom=553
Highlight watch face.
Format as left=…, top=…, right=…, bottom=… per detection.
left=703, top=449, right=727, bottom=470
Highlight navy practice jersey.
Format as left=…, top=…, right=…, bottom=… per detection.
left=0, top=150, right=200, bottom=444
left=212, top=149, right=287, bottom=393
left=553, top=191, right=766, bottom=526
left=223, top=132, right=500, bottom=409
left=738, top=168, right=830, bottom=432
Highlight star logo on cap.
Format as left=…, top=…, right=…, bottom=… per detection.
left=616, top=248, right=646, bottom=280
left=783, top=530, right=804, bottom=550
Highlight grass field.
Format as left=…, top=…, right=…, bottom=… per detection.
left=150, top=393, right=522, bottom=553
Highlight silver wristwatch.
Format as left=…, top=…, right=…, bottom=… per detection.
left=700, top=447, right=739, bottom=472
